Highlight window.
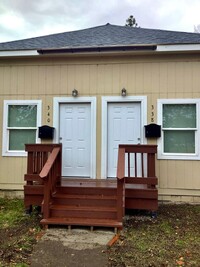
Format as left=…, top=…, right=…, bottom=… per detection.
left=157, top=99, right=200, bottom=160
left=2, top=100, right=42, bottom=156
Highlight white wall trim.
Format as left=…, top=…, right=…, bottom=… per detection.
left=157, top=44, right=200, bottom=52
left=157, top=98, right=200, bottom=160
left=101, top=95, right=147, bottom=179
left=2, top=100, right=42, bottom=157
left=53, top=96, right=97, bottom=178
left=0, top=50, right=39, bottom=57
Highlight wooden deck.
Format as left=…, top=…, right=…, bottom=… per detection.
left=24, top=144, right=158, bottom=230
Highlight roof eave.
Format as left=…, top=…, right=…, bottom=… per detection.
left=37, top=45, right=157, bottom=54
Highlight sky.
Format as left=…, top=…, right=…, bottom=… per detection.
left=0, top=0, right=200, bottom=43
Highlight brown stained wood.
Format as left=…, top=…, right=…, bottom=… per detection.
left=119, top=144, right=157, bottom=154
left=24, top=144, right=158, bottom=229
left=39, top=147, right=61, bottom=179
left=107, top=234, right=120, bottom=247
left=135, top=152, right=137, bottom=177
left=117, top=147, right=125, bottom=179
left=125, top=177, right=158, bottom=185
left=141, top=153, right=144, bottom=177
left=40, top=218, right=123, bottom=229
left=128, top=153, right=130, bottom=178
left=24, top=174, right=43, bottom=183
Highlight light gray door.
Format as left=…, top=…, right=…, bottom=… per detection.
left=60, top=103, right=91, bottom=177
left=107, top=102, right=141, bottom=177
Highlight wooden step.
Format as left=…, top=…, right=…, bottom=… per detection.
left=40, top=217, right=122, bottom=229
left=52, top=193, right=117, bottom=207
left=57, top=186, right=117, bottom=196
left=50, top=205, right=117, bottom=220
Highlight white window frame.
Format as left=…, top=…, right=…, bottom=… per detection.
left=157, top=99, right=200, bottom=160
left=2, top=100, right=42, bottom=157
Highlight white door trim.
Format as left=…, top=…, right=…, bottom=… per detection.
left=101, top=96, right=147, bottom=179
left=53, top=97, right=96, bottom=178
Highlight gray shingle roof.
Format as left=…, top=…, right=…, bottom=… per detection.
left=1, top=24, right=200, bottom=51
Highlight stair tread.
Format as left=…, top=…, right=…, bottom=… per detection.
left=53, top=193, right=117, bottom=200
left=41, top=217, right=122, bottom=227
left=50, top=204, right=117, bottom=212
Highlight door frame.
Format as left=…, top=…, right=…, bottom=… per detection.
left=101, top=96, right=147, bottom=179
left=53, top=97, right=97, bottom=178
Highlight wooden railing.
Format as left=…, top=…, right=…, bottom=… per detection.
left=116, top=146, right=125, bottom=222
left=24, top=144, right=62, bottom=213
left=25, top=144, right=62, bottom=185
left=116, top=144, right=158, bottom=218
left=39, top=145, right=62, bottom=219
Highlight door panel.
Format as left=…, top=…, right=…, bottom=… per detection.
left=107, top=102, right=141, bottom=177
left=60, top=103, right=91, bottom=177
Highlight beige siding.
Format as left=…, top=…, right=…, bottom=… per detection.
left=0, top=54, right=200, bottom=201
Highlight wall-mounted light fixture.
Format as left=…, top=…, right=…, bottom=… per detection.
left=72, top=89, right=78, bottom=97
left=121, top=88, right=127, bottom=96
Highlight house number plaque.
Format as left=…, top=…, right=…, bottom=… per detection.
left=47, top=105, right=51, bottom=123
left=151, top=105, right=154, bottom=122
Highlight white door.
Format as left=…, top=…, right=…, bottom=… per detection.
left=107, top=102, right=141, bottom=177
left=59, top=103, right=91, bottom=177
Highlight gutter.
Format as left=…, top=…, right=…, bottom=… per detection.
left=37, top=45, right=157, bottom=54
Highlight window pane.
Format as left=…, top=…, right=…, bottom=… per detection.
left=164, top=130, right=195, bottom=153
left=9, top=130, right=36, bottom=150
left=8, top=105, right=37, bottom=127
left=163, top=104, right=196, bottom=128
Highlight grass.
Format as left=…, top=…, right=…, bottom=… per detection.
left=0, top=198, right=42, bottom=267
left=108, top=204, right=200, bottom=266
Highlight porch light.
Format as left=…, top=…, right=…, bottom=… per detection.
left=72, top=89, right=78, bottom=97
left=121, top=88, right=127, bottom=96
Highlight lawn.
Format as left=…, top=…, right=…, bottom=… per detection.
left=0, top=198, right=42, bottom=267
left=108, top=204, right=200, bottom=266
left=0, top=198, right=199, bottom=266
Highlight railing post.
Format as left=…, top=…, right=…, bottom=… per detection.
left=117, top=146, right=126, bottom=223
left=42, top=179, right=50, bottom=219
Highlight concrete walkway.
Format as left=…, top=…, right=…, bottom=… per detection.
left=30, top=227, right=115, bottom=267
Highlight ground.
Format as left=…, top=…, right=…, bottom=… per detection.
left=0, top=198, right=200, bottom=267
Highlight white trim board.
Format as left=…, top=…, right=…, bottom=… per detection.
left=53, top=96, right=97, bottom=178
left=101, top=96, right=147, bottom=179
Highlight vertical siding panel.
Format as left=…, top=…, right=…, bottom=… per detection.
left=159, top=63, right=168, bottom=96
left=151, top=63, right=160, bottom=94
left=24, top=66, right=32, bottom=96
left=52, top=65, right=61, bottom=95
left=17, top=66, right=25, bottom=95
left=135, top=63, right=144, bottom=94
left=167, top=62, right=176, bottom=96
left=74, top=65, right=82, bottom=93
left=127, top=64, right=136, bottom=93
left=89, top=64, right=97, bottom=95
left=104, top=65, right=112, bottom=95
left=31, top=66, right=39, bottom=96
left=143, top=63, right=152, bottom=94
left=97, top=64, right=105, bottom=95
left=60, top=65, right=68, bottom=95
left=67, top=65, right=75, bottom=95
left=112, top=64, right=120, bottom=95
left=3, top=67, right=11, bottom=95
left=82, top=65, right=90, bottom=95
left=46, top=66, right=54, bottom=95
left=38, top=65, right=46, bottom=96
left=119, top=64, right=128, bottom=91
